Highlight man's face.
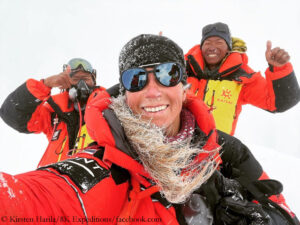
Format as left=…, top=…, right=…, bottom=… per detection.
left=71, top=70, right=95, bottom=87
left=125, top=67, right=186, bottom=136
left=201, top=36, right=229, bottom=69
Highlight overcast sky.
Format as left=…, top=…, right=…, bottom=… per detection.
left=0, top=0, right=299, bottom=213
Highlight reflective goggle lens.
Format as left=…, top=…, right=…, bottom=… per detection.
left=121, top=62, right=183, bottom=92
left=68, top=58, right=94, bottom=74
left=155, top=62, right=182, bottom=87
left=121, top=68, right=147, bottom=92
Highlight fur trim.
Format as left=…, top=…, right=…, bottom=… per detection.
left=110, top=95, right=219, bottom=203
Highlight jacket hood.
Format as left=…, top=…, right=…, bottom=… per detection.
left=85, top=93, right=220, bottom=202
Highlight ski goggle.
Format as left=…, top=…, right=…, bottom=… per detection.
left=120, top=62, right=184, bottom=92
left=202, top=23, right=229, bottom=36
left=63, top=58, right=97, bottom=76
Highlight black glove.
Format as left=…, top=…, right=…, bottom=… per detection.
left=198, top=171, right=272, bottom=225
left=215, top=196, right=271, bottom=225
left=215, top=176, right=295, bottom=225
left=197, top=170, right=248, bottom=210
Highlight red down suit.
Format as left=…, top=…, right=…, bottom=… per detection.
left=185, top=45, right=300, bottom=135
left=0, top=92, right=298, bottom=225
left=0, top=79, right=105, bottom=167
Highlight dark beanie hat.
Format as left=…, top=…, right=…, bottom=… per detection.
left=200, top=22, right=232, bottom=50
left=119, top=34, right=186, bottom=78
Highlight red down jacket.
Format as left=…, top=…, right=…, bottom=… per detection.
left=0, top=79, right=105, bottom=167
left=0, top=92, right=298, bottom=225
left=185, top=45, right=300, bottom=135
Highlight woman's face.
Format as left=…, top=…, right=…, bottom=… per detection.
left=125, top=67, right=186, bottom=136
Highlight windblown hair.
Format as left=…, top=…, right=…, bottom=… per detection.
left=110, top=95, right=220, bottom=203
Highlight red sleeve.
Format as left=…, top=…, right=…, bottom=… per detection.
left=26, top=102, right=53, bottom=136
left=0, top=79, right=53, bottom=135
left=240, top=71, right=277, bottom=111
left=85, top=90, right=116, bottom=147
left=25, top=79, right=54, bottom=135
left=241, top=63, right=299, bottom=112
left=26, top=78, right=51, bottom=100
left=265, top=63, right=293, bottom=80
left=0, top=171, right=85, bottom=223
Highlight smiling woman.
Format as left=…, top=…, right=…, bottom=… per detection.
left=0, top=34, right=298, bottom=225
left=125, top=65, right=186, bottom=136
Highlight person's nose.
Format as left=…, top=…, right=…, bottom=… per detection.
left=143, top=73, right=162, bottom=99
left=207, top=45, right=217, bottom=53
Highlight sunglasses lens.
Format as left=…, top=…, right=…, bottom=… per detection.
left=121, top=68, right=147, bottom=92
left=68, top=58, right=94, bottom=74
left=155, top=63, right=182, bottom=87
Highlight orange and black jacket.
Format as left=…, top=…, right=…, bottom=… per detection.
left=0, top=78, right=105, bottom=167
left=185, top=45, right=300, bottom=135
left=0, top=92, right=298, bottom=225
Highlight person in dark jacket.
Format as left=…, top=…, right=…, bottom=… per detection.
left=185, top=22, right=300, bottom=135
left=0, top=58, right=106, bottom=167
left=0, top=34, right=298, bottom=225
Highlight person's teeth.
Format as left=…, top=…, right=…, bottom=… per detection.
left=144, top=105, right=167, bottom=112
left=208, top=54, right=217, bottom=57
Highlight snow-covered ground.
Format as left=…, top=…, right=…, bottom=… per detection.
left=0, top=0, right=299, bottom=217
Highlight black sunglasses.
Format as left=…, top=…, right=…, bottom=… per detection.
left=202, top=23, right=229, bottom=36
left=120, top=62, right=184, bottom=92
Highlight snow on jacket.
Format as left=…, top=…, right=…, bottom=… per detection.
left=185, top=45, right=300, bottom=135
left=0, top=92, right=297, bottom=225
left=0, top=78, right=105, bottom=167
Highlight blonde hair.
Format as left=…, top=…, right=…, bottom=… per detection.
left=110, top=95, right=220, bottom=203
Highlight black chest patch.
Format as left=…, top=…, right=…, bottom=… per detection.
left=39, top=157, right=110, bottom=193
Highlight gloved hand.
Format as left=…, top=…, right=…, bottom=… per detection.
left=198, top=171, right=274, bottom=225
left=215, top=196, right=271, bottom=225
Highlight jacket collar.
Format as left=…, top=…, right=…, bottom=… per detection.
left=186, top=44, right=247, bottom=79
left=92, top=95, right=220, bottom=186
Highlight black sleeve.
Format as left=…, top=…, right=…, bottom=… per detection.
left=0, top=82, right=43, bottom=133
left=272, top=71, right=300, bottom=112
left=216, top=130, right=263, bottom=181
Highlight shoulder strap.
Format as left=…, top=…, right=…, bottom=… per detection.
left=47, top=96, right=79, bottom=148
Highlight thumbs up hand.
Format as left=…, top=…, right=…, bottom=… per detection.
left=265, top=40, right=290, bottom=67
